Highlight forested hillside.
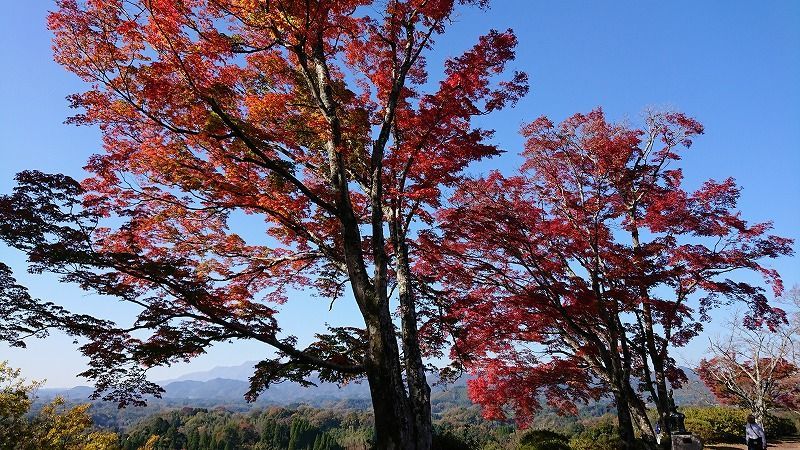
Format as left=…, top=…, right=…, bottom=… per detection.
left=107, top=403, right=800, bottom=450
left=23, top=368, right=739, bottom=450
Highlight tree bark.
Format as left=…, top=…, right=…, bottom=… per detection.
left=364, top=307, right=415, bottom=450
left=640, top=302, right=672, bottom=438
left=628, top=215, right=671, bottom=446
left=395, top=237, right=433, bottom=450
left=628, top=385, right=660, bottom=450
left=306, top=22, right=430, bottom=449
left=613, top=386, right=640, bottom=450
left=754, top=392, right=766, bottom=427
left=338, top=192, right=420, bottom=449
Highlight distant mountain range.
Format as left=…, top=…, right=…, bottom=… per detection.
left=157, top=361, right=261, bottom=383
left=38, top=361, right=374, bottom=407
left=37, top=361, right=715, bottom=409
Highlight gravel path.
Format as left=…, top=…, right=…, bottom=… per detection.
left=705, top=437, right=800, bottom=449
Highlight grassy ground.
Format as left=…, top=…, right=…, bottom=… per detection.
left=705, top=436, right=800, bottom=449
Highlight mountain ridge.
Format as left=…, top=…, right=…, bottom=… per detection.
left=37, top=362, right=714, bottom=408
left=156, top=361, right=260, bottom=383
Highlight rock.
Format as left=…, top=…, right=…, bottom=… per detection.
left=671, top=433, right=703, bottom=450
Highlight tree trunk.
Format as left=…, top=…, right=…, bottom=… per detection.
left=754, top=394, right=766, bottom=427
left=338, top=201, right=419, bottom=449
left=610, top=305, right=643, bottom=450
left=641, top=304, right=672, bottom=434
left=629, top=212, right=672, bottom=445
left=613, top=387, right=640, bottom=450
left=332, top=146, right=422, bottom=448
left=364, top=308, right=415, bottom=450
left=587, top=285, right=643, bottom=450
left=627, top=385, right=661, bottom=450
left=653, top=368, right=671, bottom=429
left=395, top=238, right=433, bottom=450
left=628, top=386, right=656, bottom=440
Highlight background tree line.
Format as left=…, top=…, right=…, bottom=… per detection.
left=2, top=359, right=799, bottom=450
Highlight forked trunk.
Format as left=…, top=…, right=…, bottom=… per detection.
left=364, top=308, right=415, bottom=450
left=396, top=241, right=433, bottom=450
left=363, top=302, right=432, bottom=450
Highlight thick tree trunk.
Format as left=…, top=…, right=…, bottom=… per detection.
left=594, top=356, right=653, bottom=449
left=653, top=368, right=671, bottom=429
left=339, top=205, right=420, bottom=449
left=610, top=307, right=642, bottom=450
left=628, top=215, right=680, bottom=448
left=602, top=333, right=640, bottom=449
left=641, top=302, right=671, bottom=433
left=364, top=308, right=415, bottom=450
left=332, top=151, right=421, bottom=448
left=642, top=318, right=674, bottom=450
left=608, top=314, right=645, bottom=450
left=628, top=386, right=655, bottom=439
left=613, top=387, right=640, bottom=450
left=396, top=239, right=433, bottom=450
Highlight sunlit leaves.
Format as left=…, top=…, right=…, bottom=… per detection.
left=423, top=108, right=793, bottom=425
left=3, top=1, right=527, bottom=417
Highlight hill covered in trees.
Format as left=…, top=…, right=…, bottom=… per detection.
left=94, top=403, right=800, bottom=450
left=5, top=360, right=798, bottom=449
left=39, top=361, right=716, bottom=412
left=26, top=364, right=733, bottom=450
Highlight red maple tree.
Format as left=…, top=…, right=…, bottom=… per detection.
left=0, top=1, right=526, bottom=448
left=420, top=108, right=792, bottom=448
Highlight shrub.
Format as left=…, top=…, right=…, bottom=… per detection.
left=764, top=414, right=798, bottom=438
left=432, top=429, right=473, bottom=450
left=519, top=429, right=569, bottom=445
left=773, top=412, right=800, bottom=438
left=521, top=441, right=571, bottom=450
left=682, top=407, right=799, bottom=441
left=568, top=423, right=622, bottom=450
left=569, top=433, right=622, bottom=450
left=684, top=418, right=714, bottom=443
left=517, top=429, right=570, bottom=450
left=682, top=407, right=746, bottom=442
left=480, top=443, right=504, bottom=450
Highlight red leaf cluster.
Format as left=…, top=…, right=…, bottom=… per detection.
left=421, top=108, right=793, bottom=426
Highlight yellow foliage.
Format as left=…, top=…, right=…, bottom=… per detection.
left=138, top=434, right=160, bottom=450
left=0, top=361, right=121, bottom=450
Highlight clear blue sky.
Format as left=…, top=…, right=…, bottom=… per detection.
left=1, top=1, right=798, bottom=387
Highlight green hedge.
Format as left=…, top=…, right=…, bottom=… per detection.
left=683, top=417, right=715, bottom=443
left=432, top=428, right=473, bottom=450
left=568, top=423, right=623, bottom=450
left=682, top=407, right=798, bottom=443
left=764, top=414, right=798, bottom=438
left=569, top=433, right=622, bottom=450
left=518, top=429, right=571, bottom=450
left=682, top=407, right=746, bottom=442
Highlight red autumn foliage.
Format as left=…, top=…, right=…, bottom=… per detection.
left=0, top=1, right=527, bottom=448
left=420, top=108, right=792, bottom=441
left=699, top=357, right=800, bottom=414
left=698, top=314, right=800, bottom=423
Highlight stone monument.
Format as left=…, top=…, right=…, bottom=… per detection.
left=667, top=390, right=703, bottom=450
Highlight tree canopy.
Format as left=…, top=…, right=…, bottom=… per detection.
left=0, top=1, right=527, bottom=448
left=420, top=108, right=793, bottom=447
